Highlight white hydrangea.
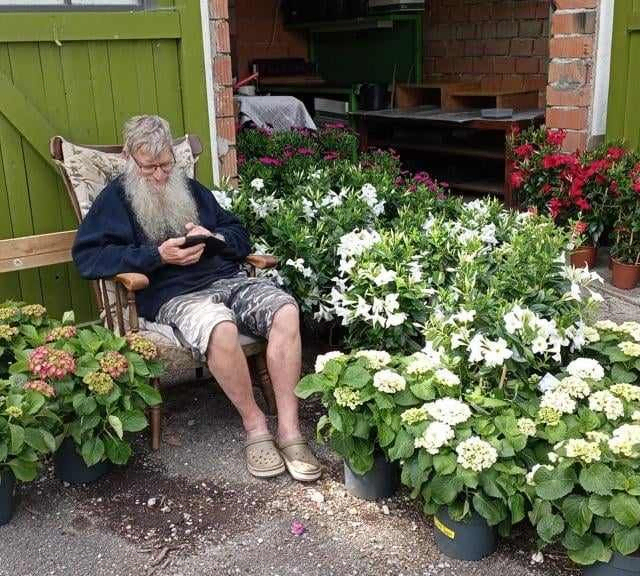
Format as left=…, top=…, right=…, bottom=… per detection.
left=595, top=320, right=619, bottom=331
left=633, top=411, right=640, bottom=421
left=434, top=368, right=460, bottom=387
left=355, top=350, right=391, bottom=369
left=517, top=418, right=537, bottom=437
left=608, top=424, right=640, bottom=457
left=611, top=383, right=640, bottom=402
left=589, top=390, right=624, bottom=420
left=425, top=398, right=472, bottom=425
left=315, top=351, right=345, bottom=373
left=540, top=389, right=577, bottom=415
left=585, top=431, right=609, bottom=444
left=250, top=177, right=264, bottom=191
left=583, top=326, right=601, bottom=343
left=373, top=370, right=406, bottom=394
left=401, top=406, right=428, bottom=425
left=415, top=421, right=455, bottom=454
left=563, top=438, right=601, bottom=463
left=557, top=376, right=591, bottom=399
left=406, top=352, right=440, bottom=375
left=333, top=387, right=364, bottom=410
left=456, top=436, right=498, bottom=472
left=620, top=322, right=640, bottom=342
left=619, top=341, right=640, bottom=357
left=566, top=358, right=605, bottom=381
left=527, top=464, right=554, bottom=486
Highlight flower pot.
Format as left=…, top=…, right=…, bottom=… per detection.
left=571, top=245, right=597, bottom=269
left=54, top=438, right=112, bottom=485
left=611, top=259, right=640, bottom=290
left=583, top=552, right=640, bottom=576
left=343, top=453, right=399, bottom=501
left=434, top=507, right=497, bottom=561
left=0, top=468, right=15, bottom=526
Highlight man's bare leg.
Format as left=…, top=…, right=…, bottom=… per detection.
left=207, top=321, right=268, bottom=439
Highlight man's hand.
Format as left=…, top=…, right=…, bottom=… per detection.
left=158, top=237, right=205, bottom=266
left=185, top=222, right=213, bottom=237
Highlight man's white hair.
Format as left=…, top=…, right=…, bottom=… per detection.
left=123, top=115, right=172, bottom=157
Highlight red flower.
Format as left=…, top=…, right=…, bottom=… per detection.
left=546, top=129, right=566, bottom=147
left=514, top=143, right=534, bottom=158
left=541, top=183, right=553, bottom=195
left=549, top=198, right=564, bottom=220
left=510, top=170, right=526, bottom=189
left=609, top=180, right=619, bottom=197
left=633, top=181, right=640, bottom=195
left=575, top=197, right=591, bottom=211
left=607, top=146, right=626, bottom=161
left=542, top=153, right=577, bottom=170
left=510, top=125, right=521, bottom=137
left=574, top=220, right=588, bottom=235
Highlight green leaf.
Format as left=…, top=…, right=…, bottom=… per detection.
left=529, top=499, right=552, bottom=525
left=562, top=495, right=593, bottom=536
left=433, top=453, right=456, bottom=475
left=24, top=393, right=45, bottom=415
left=74, top=395, right=97, bottom=416
left=78, top=329, right=102, bottom=353
left=563, top=529, right=593, bottom=551
left=23, top=428, right=50, bottom=454
left=328, top=406, right=343, bottom=432
left=612, top=364, right=637, bottom=383
left=119, top=409, right=148, bottom=432
left=338, top=364, right=370, bottom=389
left=62, top=310, right=75, bottom=325
left=80, top=437, right=105, bottom=467
left=580, top=463, right=615, bottom=496
left=125, top=352, right=150, bottom=377
left=535, top=466, right=576, bottom=501
left=473, top=493, right=508, bottom=526
left=567, top=535, right=607, bottom=565
left=347, top=444, right=375, bottom=476
left=353, top=414, right=371, bottom=439
left=8, top=457, right=38, bottom=481
left=134, top=383, right=162, bottom=406
left=508, top=494, right=526, bottom=525
left=377, top=422, right=396, bottom=448
left=594, top=517, right=618, bottom=535
left=295, top=374, right=328, bottom=399
left=0, top=441, right=7, bottom=462
left=536, top=513, right=565, bottom=543
left=108, top=415, right=124, bottom=440
left=104, top=436, right=132, bottom=465
left=613, top=527, right=640, bottom=556
left=588, top=494, right=610, bottom=516
left=429, top=474, right=462, bottom=505
left=8, top=424, right=24, bottom=454
left=610, top=494, right=640, bottom=528
left=409, top=380, right=435, bottom=401
left=393, top=388, right=421, bottom=406
left=387, top=428, right=414, bottom=461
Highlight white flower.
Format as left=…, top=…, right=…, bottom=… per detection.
left=355, top=350, right=391, bottom=370
left=372, top=265, right=397, bottom=286
left=468, top=334, right=485, bottom=363
left=408, top=260, right=423, bottom=283
left=313, top=303, right=334, bottom=322
left=527, top=464, right=553, bottom=486
left=250, top=177, right=264, bottom=191
left=619, top=341, right=640, bottom=357
left=415, top=421, right=455, bottom=455
left=563, top=438, right=601, bottom=463
left=212, top=189, right=233, bottom=210
left=456, top=436, right=498, bottom=472
left=480, top=223, right=498, bottom=245
left=401, top=406, right=428, bottom=425
left=517, top=418, right=537, bottom=437
left=538, top=373, right=560, bottom=393
left=608, top=424, right=640, bottom=457
left=406, top=352, right=439, bottom=375
left=583, top=326, right=600, bottom=343
left=434, top=368, right=460, bottom=387
left=566, top=358, right=605, bottom=381
left=451, top=328, right=471, bottom=350
left=620, top=322, right=640, bottom=342
left=585, top=431, right=609, bottom=444
left=333, top=387, right=364, bottom=410
left=452, top=309, right=476, bottom=324
left=249, top=195, right=282, bottom=218
left=286, top=258, right=313, bottom=278
left=315, top=351, right=345, bottom=373
left=611, top=383, right=640, bottom=402
left=373, top=370, right=406, bottom=394
left=540, top=389, right=576, bottom=415
left=301, top=198, right=317, bottom=221
left=557, top=376, right=591, bottom=399
left=386, top=312, right=407, bottom=327
left=425, top=398, right=472, bottom=425
left=337, top=229, right=381, bottom=262
left=633, top=411, right=640, bottom=421
left=589, top=390, right=624, bottom=420
left=483, top=337, right=513, bottom=368
left=359, top=183, right=378, bottom=207
left=595, top=320, right=619, bottom=331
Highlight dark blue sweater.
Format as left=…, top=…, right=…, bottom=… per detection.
left=72, top=177, right=251, bottom=321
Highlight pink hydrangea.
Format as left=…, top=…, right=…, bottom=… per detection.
left=125, top=333, right=158, bottom=361
left=99, top=351, right=129, bottom=379
left=28, top=346, right=76, bottom=380
left=46, top=325, right=77, bottom=342
left=24, top=379, right=56, bottom=398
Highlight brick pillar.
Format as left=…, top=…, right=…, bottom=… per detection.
left=546, top=0, right=599, bottom=152
left=209, top=0, right=237, bottom=181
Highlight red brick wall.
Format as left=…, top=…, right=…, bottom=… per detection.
left=546, top=0, right=599, bottom=152
left=230, top=0, right=308, bottom=79
left=423, top=0, right=551, bottom=105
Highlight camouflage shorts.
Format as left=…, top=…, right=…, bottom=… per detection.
left=156, top=274, right=297, bottom=361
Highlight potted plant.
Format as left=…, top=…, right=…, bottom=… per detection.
left=610, top=226, right=640, bottom=289
left=0, top=374, right=58, bottom=525
left=10, top=321, right=164, bottom=484
left=296, top=350, right=401, bottom=500
left=570, top=218, right=599, bottom=269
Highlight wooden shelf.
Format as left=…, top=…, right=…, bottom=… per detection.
left=287, top=14, right=419, bottom=32
left=368, top=138, right=504, bottom=160
left=447, top=179, right=504, bottom=196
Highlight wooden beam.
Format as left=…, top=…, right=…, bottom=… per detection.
left=0, top=72, right=58, bottom=167
left=0, top=11, right=181, bottom=43
left=0, top=230, right=76, bottom=273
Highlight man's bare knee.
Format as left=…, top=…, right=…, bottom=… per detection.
left=208, top=321, right=239, bottom=356
left=270, top=304, right=299, bottom=339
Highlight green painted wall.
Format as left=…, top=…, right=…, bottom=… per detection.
left=0, top=6, right=211, bottom=321
left=607, top=0, right=640, bottom=147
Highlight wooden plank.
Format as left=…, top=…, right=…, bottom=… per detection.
left=0, top=43, right=42, bottom=305
left=0, top=230, right=75, bottom=260
left=607, top=1, right=633, bottom=141
left=134, top=41, right=159, bottom=116
left=624, top=33, right=640, bottom=148
left=87, top=41, right=118, bottom=143
left=153, top=40, right=184, bottom=134
left=0, top=250, right=74, bottom=274
left=108, top=40, right=145, bottom=132
left=0, top=11, right=181, bottom=43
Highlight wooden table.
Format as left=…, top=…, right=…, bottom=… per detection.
left=352, top=107, right=544, bottom=207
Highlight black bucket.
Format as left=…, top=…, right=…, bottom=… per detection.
left=0, top=468, right=15, bottom=526
left=584, top=553, right=640, bottom=576
left=434, top=507, right=497, bottom=561
left=54, top=437, right=112, bottom=485
left=357, top=83, right=389, bottom=111
left=344, top=453, right=399, bottom=501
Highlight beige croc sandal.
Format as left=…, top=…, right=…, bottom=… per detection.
left=245, top=433, right=286, bottom=478
left=278, top=438, right=322, bottom=482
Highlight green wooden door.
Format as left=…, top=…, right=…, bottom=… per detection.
left=607, top=1, right=640, bottom=146
left=0, top=4, right=212, bottom=321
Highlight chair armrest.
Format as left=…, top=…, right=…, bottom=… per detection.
left=245, top=254, right=278, bottom=269
left=112, top=273, right=150, bottom=292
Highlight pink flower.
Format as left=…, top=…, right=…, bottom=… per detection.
left=574, top=220, right=588, bottom=235
left=259, top=156, right=282, bottom=167
left=28, top=346, right=75, bottom=380
left=46, top=325, right=77, bottom=342
left=24, top=379, right=56, bottom=398
left=291, top=520, right=306, bottom=536
left=296, top=147, right=314, bottom=157
left=99, top=351, right=129, bottom=379
left=510, top=170, right=526, bottom=189
left=514, top=143, right=534, bottom=158
left=546, top=129, right=566, bottom=147
left=323, top=151, right=339, bottom=161
left=607, top=147, right=626, bottom=161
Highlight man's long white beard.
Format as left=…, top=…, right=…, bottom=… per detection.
left=124, top=163, right=200, bottom=245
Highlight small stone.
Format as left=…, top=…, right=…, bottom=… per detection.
left=306, top=489, right=325, bottom=503
left=63, top=482, right=70, bottom=488
left=531, top=551, right=544, bottom=564
left=187, top=419, right=195, bottom=427
left=147, top=498, right=157, bottom=507
left=381, top=505, right=390, bottom=515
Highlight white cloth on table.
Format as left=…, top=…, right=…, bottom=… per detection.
left=235, top=95, right=316, bottom=132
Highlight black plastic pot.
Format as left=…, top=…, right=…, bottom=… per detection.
left=0, top=468, right=15, bottom=526
left=54, top=438, right=112, bottom=485
left=583, top=552, right=640, bottom=576
left=343, top=453, right=399, bottom=501
left=434, top=507, right=497, bottom=561
left=357, top=83, right=389, bottom=111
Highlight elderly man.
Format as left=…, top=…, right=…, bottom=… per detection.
left=73, top=115, right=320, bottom=482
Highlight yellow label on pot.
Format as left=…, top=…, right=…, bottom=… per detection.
left=434, top=516, right=455, bottom=540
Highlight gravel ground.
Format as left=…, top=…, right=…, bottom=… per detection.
left=0, top=373, right=580, bottom=576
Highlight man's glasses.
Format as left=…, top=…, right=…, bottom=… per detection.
left=131, top=152, right=176, bottom=175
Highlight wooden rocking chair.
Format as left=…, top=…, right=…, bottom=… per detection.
left=47, top=134, right=279, bottom=449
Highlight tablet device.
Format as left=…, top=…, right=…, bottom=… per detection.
left=180, top=234, right=241, bottom=260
